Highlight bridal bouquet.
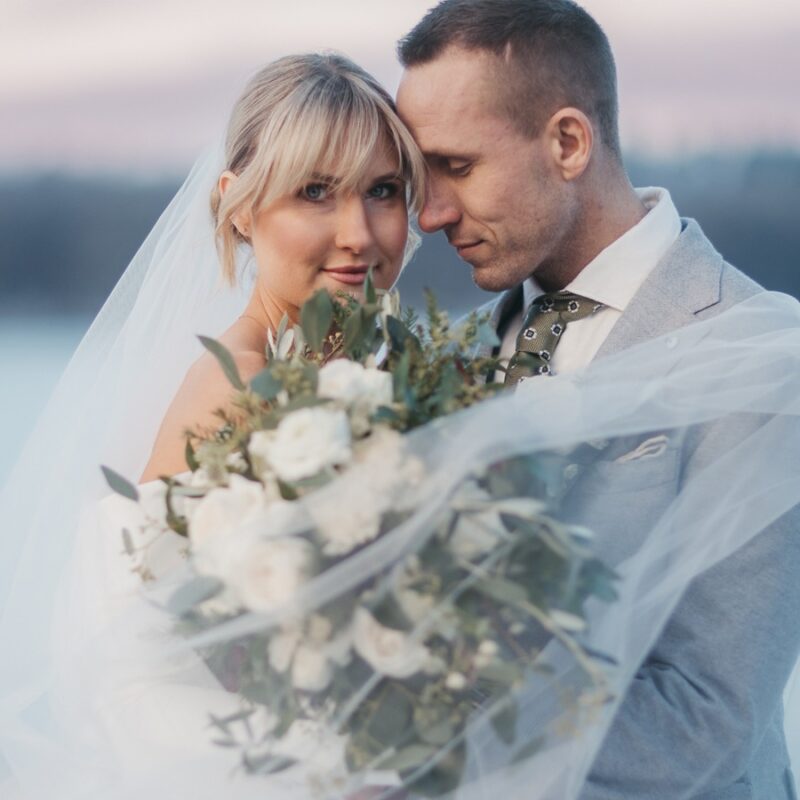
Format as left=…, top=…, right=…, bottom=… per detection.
left=105, top=277, right=618, bottom=798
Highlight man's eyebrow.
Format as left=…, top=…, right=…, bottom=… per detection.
left=422, top=151, right=475, bottom=162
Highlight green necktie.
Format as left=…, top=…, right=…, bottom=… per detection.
left=504, top=292, right=604, bottom=386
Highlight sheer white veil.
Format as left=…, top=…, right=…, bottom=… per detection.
left=0, top=141, right=250, bottom=719
left=1, top=134, right=800, bottom=799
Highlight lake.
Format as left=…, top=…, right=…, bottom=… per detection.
left=0, top=315, right=89, bottom=487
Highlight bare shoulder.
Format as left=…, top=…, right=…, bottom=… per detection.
left=140, top=346, right=266, bottom=482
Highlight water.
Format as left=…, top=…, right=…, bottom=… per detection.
left=0, top=315, right=89, bottom=488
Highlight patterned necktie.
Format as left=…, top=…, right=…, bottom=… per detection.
left=504, top=292, right=604, bottom=385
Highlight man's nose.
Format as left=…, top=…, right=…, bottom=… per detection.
left=418, top=177, right=461, bottom=233
left=334, top=196, right=374, bottom=255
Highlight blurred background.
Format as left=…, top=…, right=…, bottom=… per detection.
left=1, top=0, right=799, bottom=486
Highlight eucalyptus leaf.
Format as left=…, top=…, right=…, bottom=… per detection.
left=375, top=743, right=436, bottom=772
left=386, top=314, right=410, bottom=353
left=343, top=307, right=365, bottom=355
left=364, top=267, right=377, bottom=305
left=184, top=439, right=200, bottom=472
left=510, top=735, right=545, bottom=765
left=489, top=701, right=518, bottom=745
left=121, top=528, right=135, bottom=556
left=366, top=683, right=414, bottom=744
left=198, top=335, right=245, bottom=391
left=477, top=661, right=521, bottom=686
left=300, top=290, right=334, bottom=352
left=250, top=367, right=284, bottom=401
left=101, top=465, right=139, bottom=502
left=476, top=576, right=529, bottom=606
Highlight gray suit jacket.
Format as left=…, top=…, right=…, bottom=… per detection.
left=477, top=220, right=800, bottom=799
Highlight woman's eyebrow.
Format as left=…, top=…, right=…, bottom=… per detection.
left=370, top=172, right=403, bottom=183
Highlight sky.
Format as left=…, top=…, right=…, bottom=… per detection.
left=2, top=0, right=799, bottom=174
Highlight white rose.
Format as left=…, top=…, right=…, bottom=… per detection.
left=309, top=480, right=384, bottom=556
left=317, top=360, right=367, bottom=405
left=267, top=408, right=351, bottom=482
left=268, top=624, right=352, bottom=691
left=292, top=644, right=333, bottom=692
left=352, top=607, right=431, bottom=679
left=230, top=536, right=316, bottom=614
left=247, top=430, right=276, bottom=481
left=449, top=511, right=504, bottom=560
left=359, top=367, right=393, bottom=409
left=317, top=360, right=393, bottom=411
left=189, top=475, right=268, bottom=576
left=395, top=587, right=435, bottom=624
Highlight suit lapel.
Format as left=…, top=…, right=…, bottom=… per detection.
left=596, top=219, right=724, bottom=359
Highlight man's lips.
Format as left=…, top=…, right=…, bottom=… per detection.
left=322, top=265, right=373, bottom=286
left=451, top=240, right=484, bottom=257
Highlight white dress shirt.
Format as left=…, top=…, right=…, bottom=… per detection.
left=497, top=187, right=681, bottom=379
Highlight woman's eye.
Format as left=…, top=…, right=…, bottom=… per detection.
left=301, top=183, right=330, bottom=201
left=367, top=182, right=400, bottom=200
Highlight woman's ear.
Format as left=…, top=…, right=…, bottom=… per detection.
left=545, top=108, right=594, bottom=181
left=218, top=170, right=251, bottom=238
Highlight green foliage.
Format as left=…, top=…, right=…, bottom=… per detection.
left=299, top=289, right=334, bottom=353
left=101, top=465, right=139, bottom=502
left=198, top=335, right=245, bottom=391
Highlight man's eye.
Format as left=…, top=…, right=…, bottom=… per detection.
left=300, top=183, right=330, bottom=201
left=367, top=182, right=400, bottom=200
left=448, top=162, right=472, bottom=177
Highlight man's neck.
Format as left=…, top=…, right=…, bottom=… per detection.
left=535, top=178, right=648, bottom=292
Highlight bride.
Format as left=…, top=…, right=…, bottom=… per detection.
left=141, top=53, right=424, bottom=480
left=1, top=51, right=800, bottom=800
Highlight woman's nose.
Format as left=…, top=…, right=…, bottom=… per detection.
left=334, top=196, right=374, bottom=255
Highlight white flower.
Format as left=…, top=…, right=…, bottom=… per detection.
left=352, top=607, right=431, bottom=679
left=359, top=367, right=393, bottom=409
left=317, top=360, right=393, bottom=411
left=230, top=536, right=316, bottom=614
left=225, top=451, right=248, bottom=473
left=445, top=672, right=468, bottom=691
left=306, top=427, right=407, bottom=556
left=310, top=483, right=384, bottom=557
left=292, top=644, right=333, bottom=692
left=272, top=720, right=347, bottom=780
left=189, top=475, right=268, bottom=575
left=395, top=588, right=435, bottom=623
left=268, top=623, right=352, bottom=693
left=478, top=640, right=499, bottom=657
left=266, top=407, right=352, bottom=482
left=317, top=360, right=367, bottom=405
left=450, top=511, right=504, bottom=560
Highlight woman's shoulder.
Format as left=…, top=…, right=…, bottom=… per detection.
left=140, top=331, right=267, bottom=482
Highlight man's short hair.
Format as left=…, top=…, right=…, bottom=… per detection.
left=398, top=0, right=621, bottom=157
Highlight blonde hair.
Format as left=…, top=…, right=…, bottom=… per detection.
left=211, top=53, right=427, bottom=285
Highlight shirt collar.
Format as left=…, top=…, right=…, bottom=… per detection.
left=522, top=187, right=681, bottom=313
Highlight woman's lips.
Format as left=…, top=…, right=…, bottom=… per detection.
left=322, top=266, right=372, bottom=286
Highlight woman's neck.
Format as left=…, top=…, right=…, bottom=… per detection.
left=240, top=288, right=298, bottom=336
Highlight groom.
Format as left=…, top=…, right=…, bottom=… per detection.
left=396, top=1, right=800, bottom=798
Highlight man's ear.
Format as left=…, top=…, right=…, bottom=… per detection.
left=545, top=108, right=594, bottom=181
left=218, top=170, right=252, bottom=238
